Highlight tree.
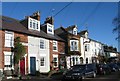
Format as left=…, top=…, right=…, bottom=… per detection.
left=13, top=37, right=26, bottom=75
left=113, top=16, right=120, bottom=52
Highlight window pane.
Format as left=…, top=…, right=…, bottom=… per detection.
left=40, top=40, right=44, bottom=49
left=4, top=55, right=12, bottom=66
left=30, top=21, right=32, bottom=28
left=40, top=57, right=45, bottom=66
left=48, top=28, right=52, bottom=32
left=53, top=41, right=57, bottom=51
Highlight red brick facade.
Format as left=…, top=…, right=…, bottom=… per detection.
left=0, top=30, right=28, bottom=74
left=49, top=40, right=65, bottom=70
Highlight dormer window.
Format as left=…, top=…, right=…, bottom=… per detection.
left=73, top=27, right=77, bottom=35
left=73, top=30, right=77, bottom=35
left=30, top=19, right=32, bottom=28
left=28, top=17, right=40, bottom=31
left=47, top=23, right=54, bottom=35
left=36, top=22, right=38, bottom=29
left=33, top=21, right=35, bottom=29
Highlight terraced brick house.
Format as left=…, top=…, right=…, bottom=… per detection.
left=41, top=17, right=65, bottom=71
left=0, top=12, right=65, bottom=76
left=55, top=25, right=81, bottom=69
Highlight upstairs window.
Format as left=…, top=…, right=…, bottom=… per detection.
left=48, top=28, right=52, bottom=32
left=53, top=41, right=57, bottom=51
left=40, top=39, right=45, bottom=49
left=36, top=22, right=38, bottom=29
left=73, top=30, right=77, bottom=35
left=30, top=19, right=32, bottom=28
left=85, top=44, right=90, bottom=52
left=47, top=23, right=54, bottom=35
left=28, top=17, right=40, bottom=31
left=5, top=31, right=14, bottom=47
left=70, top=40, right=78, bottom=51
left=73, top=27, right=77, bottom=35
left=33, top=21, right=36, bottom=29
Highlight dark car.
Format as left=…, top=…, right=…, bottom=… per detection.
left=116, top=62, right=120, bottom=71
left=62, top=64, right=97, bottom=81
left=108, top=63, right=120, bottom=72
left=96, top=63, right=111, bottom=75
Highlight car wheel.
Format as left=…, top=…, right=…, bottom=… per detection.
left=93, top=72, right=96, bottom=78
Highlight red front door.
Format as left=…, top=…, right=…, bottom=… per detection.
left=20, top=58, right=25, bottom=75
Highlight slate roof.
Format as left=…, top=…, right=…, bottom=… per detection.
left=65, top=25, right=77, bottom=31
left=1, top=16, right=64, bottom=42
left=55, top=26, right=79, bottom=37
left=78, top=30, right=88, bottom=36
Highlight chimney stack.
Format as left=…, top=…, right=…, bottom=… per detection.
left=44, top=16, right=54, bottom=25
left=30, top=11, right=40, bottom=21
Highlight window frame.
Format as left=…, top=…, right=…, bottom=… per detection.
left=70, top=40, right=78, bottom=51
left=40, top=57, right=45, bottom=67
left=53, top=55, right=58, bottom=67
left=5, top=31, right=14, bottom=47
left=40, top=39, right=45, bottom=49
left=53, top=41, right=58, bottom=51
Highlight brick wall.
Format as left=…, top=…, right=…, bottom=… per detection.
left=0, top=30, right=4, bottom=70
left=49, top=40, right=65, bottom=70
left=0, top=30, right=28, bottom=74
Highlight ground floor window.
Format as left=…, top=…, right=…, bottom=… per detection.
left=86, top=58, right=88, bottom=64
left=80, top=57, right=83, bottom=64
left=53, top=55, right=58, bottom=67
left=4, top=52, right=12, bottom=68
left=40, top=57, right=45, bottom=66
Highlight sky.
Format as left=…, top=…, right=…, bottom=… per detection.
left=2, top=2, right=118, bottom=50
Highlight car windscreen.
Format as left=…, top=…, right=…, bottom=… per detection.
left=72, top=65, right=85, bottom=71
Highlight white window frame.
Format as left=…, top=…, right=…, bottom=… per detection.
left=70, top=40, right=78, bottom=51
left=85, top=44, right=90, bottom=52
left=47, top=23, right=54, bottom=35
left=5, top=31, right=14, bottom=47
left=53, top=55, right=58, bottom=67
left=73, top=27, right=77, bottom=35
left=4, top=51, right=14, bottom=70
left=40, top=39, right=45, bottom=49
left=28, top=17, right=40, bottom=31
left=53, top=41, right=58, bottom=51
left=40, top=57, right=45, bottom=67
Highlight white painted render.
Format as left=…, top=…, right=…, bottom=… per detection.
left=28, top=36, right=50, bottom=73
left=80, top=36, right=104, bottom=64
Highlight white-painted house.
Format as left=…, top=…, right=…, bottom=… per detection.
left=28, top=36, right=50, bottom=74
left=79, top=30, right=105, bottom=64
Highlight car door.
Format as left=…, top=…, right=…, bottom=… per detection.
left=84, top=65, right=90, bottom=77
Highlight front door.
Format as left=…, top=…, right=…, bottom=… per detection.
left=20, top=58, right=25, bottom=75
left=30, top=57, right=36, bottom=75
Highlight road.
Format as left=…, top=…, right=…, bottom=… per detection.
left=1, top=71, right=120, bottom=81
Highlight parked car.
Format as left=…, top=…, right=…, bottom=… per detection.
left=116, top=62, right=120, bottom=71
left=108, top=63, right=120, bottom=72
left=96, top=63, right=111, bottom=75
left=62, top=64, right=97, bottom=81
